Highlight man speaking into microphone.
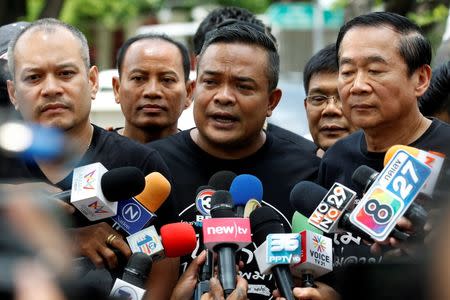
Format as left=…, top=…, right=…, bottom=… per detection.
left=2, top=18, right=178, bottom=298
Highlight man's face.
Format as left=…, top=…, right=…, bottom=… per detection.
left=305, top=72, right=356, bottom=150
left=194, top=43, right=280, bottom=150
left=113, top=39, right=192, bottom=133
left=7, top=28, right=98, bottom=131
left=337, top=26, right=424, bottom=130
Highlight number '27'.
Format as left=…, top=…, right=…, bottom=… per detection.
left=392, top=160, right=419, bottom=199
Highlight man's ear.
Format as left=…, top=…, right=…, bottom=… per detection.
left=88, top=65, right=99, bottom=100
left=184, top=80, right=195, bottom=110
left=6, top=79, right=18, bottom=110
left=414, top=64, right=432, bottom=98
left=112, top=75, right=121, bottom=104
left=266, top=88, right=282, bottom=117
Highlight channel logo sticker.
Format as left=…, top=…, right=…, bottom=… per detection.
left=312, top=235, right=326, bottom=253
left=126, top=226, right=164, bottom=259
left=266, top=233, right=301, bottom=264
left=87, top=200, right=109, bottom=214
left=195, top=188, right=215, bottom=216
left=350, top=150, right=431, bottom=241
left=82, top=169, right=96, bottom=190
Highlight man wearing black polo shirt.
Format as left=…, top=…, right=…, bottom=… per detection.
left=316, top=12, right=450, bottom=296
left=4, top=18, right=178, bottom=298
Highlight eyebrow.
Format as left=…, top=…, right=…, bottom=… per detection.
left=202, top=70, right=257, bottom=84
left=308, top=87, right=336, bottom=95
left=340, top=55, right=389, bottom=66
left=21, top=63, right=79, bottom=73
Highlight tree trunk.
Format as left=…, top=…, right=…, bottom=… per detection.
left=38, top=0, right=65, bottom=19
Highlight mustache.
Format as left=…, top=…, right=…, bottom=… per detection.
left=37, top=99, right=72, bottom=112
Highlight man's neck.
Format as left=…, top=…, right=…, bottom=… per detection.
left=190, top=129, right=266, bottom=160
left=122, top=124, right=178, bottom=144
left=35, top=122, right=94, bottom=184
left=364, top=115, right=432, bottom=152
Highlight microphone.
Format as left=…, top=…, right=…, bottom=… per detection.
left=349, top=148, right=431, bottom=241
left=384, top=145, right=445, bottom=198
left=202, top=190, right=252, bottom=296
left=112, top=172, right=171, bottom=235
left=126, top=222, right=197, bottom=260
left=110, top=253, right=151, bottom=300
left=289, top=221, right=333, bottom=288
left=352, top=165, right=428, bottom=229
left=229, top=174, right=263, bottom=217
left=208, top=170, right=237, bottom=190
left=69, top=163, right=145, bottom=221
left=0, top=121, right=66, bottom=161
left=290, top=181, right=407, bottom=242
left=291, top=211, right=323, bottom=235
left=250, top=206, right=295, bottom=300
left=306, top=182, right=356, bottom=233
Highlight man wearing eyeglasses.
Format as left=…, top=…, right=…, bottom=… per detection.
left=303, top=44, right=357, bottom=157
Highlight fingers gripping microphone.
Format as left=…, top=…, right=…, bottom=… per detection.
left=68, top=163, right=145, bottom=221
left=229, top=174, right=263, bottom=217
left=250, top=206, right=295, bottom=300
left=202, top=190, right=252, bottom=297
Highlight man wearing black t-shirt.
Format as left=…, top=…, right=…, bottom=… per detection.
left=150, top=22, right=321, bottom=299
left=4, top=18, right=178, bottom=298
left=316, top=12, right=450, bottom=296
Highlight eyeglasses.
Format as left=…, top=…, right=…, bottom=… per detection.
left=305, top=95, right=341, bottom=109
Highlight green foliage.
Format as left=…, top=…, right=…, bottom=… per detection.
left=408, top=4, right=449, bottom=27
left=216, top=0, right=270, bottom=14
left=27, top=0, right=163, bottom=29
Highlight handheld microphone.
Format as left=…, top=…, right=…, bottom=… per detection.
left=202, top=190, right=252, bottom=296
left=54, top=166, right=145, bottom=202
left=289, top=227, right=333, bottom=288
left=112, top=172, right=171, bottom=234
left=69, top=163, right=145, bottom=221
left=229, top=174, right=263, bottom=217
left=250, top=206, right=295, bottom=300
left=126, top=222, right=197, bottom=260
left=208, top=170, right=237, bottom=191
left=290, top=181, right=408, bottom=242
left=110, top=253, right=151, bottom=300
left=350, top=149, right=431, bottom=241
left=0, top=121, right=65, bottom=161
left=306, top=182, right=356, bottom=233
left=352, top=165, right=428, bottom=229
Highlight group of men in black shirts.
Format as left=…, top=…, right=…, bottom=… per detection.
left=0, top=7, right=449, bottom=300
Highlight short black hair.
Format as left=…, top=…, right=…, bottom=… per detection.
left=116, top=33, right=190, bottom=82
left=193, top=6, right=276, bottom=55
left=198, top=21, right=279, bottom=91
left=419, top=61, right=450, bottom=117
left=303, top=44, right=338, bottom=94
left=336, top=11, right=432, bottom=76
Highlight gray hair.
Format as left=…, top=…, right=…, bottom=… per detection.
left=7, top=18, right=90, bottom=80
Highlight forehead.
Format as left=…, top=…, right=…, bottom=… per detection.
left=339, top=25, right=402, bottom=62
left=14, top=27, right=84, bottom=67
left=198, top=43, right=268, bottom=75
left=308, top=72, right=338, bottom=90
left=125, top=38, right=183, bottom=65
